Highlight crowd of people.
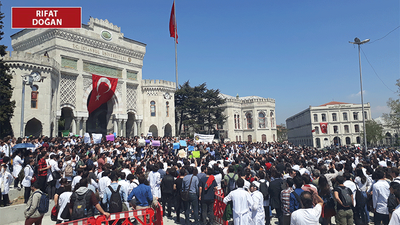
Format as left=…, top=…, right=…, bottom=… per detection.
left=0, top=135, right=400, bottom=225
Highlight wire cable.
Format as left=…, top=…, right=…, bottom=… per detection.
left=369, top=25, right=400, bottom=44
left=361, top=48, right=396, bottom=93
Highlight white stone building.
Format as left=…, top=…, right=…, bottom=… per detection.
left=219, top=94, right=277, bottom=143
left=286, top=101, right=371, bottom=148
left=375, top=117, right=399, bottom=146
left=4, top=18, right=175, bottom=138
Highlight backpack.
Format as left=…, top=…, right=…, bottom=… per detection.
left=65, top=162, right=73, bottom=177
left=291, top=191, right=304, bottom=212
left=226, top=174, right=236, bottom=195
left=259, top=180, right=269, bottom=200
left=32, top=191, right=49, bottom=214
left=108, top=185, right=123, bottom=213
left=71, top=190, right=91, bottom=220
left=18, top=167, right=25, bottom=181
left=338, top=186, right=353, bottom=207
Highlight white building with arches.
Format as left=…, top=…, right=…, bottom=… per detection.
left=219, top=94, right=277, bottom=143
left=4, top=18, right=175, bottom=138
left=286, top=101, right=371, bottom=148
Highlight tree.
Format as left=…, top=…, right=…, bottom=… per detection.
left=361, top=120, right=384, bottom=146
left=0, top=4, right=15, bottom=138
left=276, top=124, right=288, bottom=142
left=175, top=81, right=226, bottom=136
left=383, top=79, right=400, bottom=136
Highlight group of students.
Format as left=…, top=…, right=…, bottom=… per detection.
left=1, top=135, right=400, bottom=225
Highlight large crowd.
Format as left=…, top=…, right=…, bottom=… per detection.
left=0, top=135, right=400, bottom=225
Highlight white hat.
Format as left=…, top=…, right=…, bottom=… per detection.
left=252, top=181, right=260, bottom=189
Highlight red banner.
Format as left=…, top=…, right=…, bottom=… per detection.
left=169, top=2, right=178, bottom=43
left=12, top=7, right=81, bottom=28
left=87, top=74, right=118, bottom=115
left=320, top=122, right=328, bottom=134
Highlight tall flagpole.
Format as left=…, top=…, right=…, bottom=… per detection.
left=174, top=0, right=178, bottom=90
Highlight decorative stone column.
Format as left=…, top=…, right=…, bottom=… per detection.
left=122, top=120, right=126, bottom=137
left=76, top=117, right=82, bottom=136
left=71, top=118, right=76, bottom=135
left=134, top=120, right=138, bottom=136
left=113, top=119, right=118, bottom=135
left=82, top=118, right=87, bottom=135
left=55, top=116, right=60, bottom=137
left=117, top=120, right=122, bottom=137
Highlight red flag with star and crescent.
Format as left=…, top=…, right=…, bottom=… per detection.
left=169, top=1, right=178, bottom=43
left=87, top=74, right=118, bottom=114
left=320, top=122, right=328, bottom=134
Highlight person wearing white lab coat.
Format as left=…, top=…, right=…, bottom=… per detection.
left=22, top=158, right=35, bottom=203
left=1, top=163, right=14, bottom=206
left=47, top=154, right=61, bottom=199
left=148, top=165, right=161, bottom=198
left=250, top=181, right=265, bottom=225
left=12, top=151, right=24, bottom=188
left=223, top=178, right=254, bottom=225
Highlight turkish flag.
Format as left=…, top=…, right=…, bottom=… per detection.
left=87, top=74, right=118, bottom=114
left=169, top=1, right=178, bottom=43
left=320, top=123, right=328, bottom=134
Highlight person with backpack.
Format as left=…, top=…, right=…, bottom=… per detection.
left=24, top=182, right=47, bottom=225
left=333, top=175, right=354, bottom=225
left=290, top=176, right=305, bottom=213
left=224, top=165, right=238, bottom=195
left=62, top=155, right=74, bottom=181
left=69, top=178, right=110, bottom=221
left=198, top=167, right=217, bottom=224
left=102, top=173, right=127, bottom=213
left=258, top=170, right=271, bottom=225
left=290, top=191, right=324, bottom=225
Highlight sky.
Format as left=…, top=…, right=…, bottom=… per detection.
left=2, top=0, right=399, bottom=125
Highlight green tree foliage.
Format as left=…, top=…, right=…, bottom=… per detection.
left=0, top=4, right=15, bottom=138
left=362, top=120, right=384, bottom=146
left=276, top=124, right=288, bottom=142
left=383, top=79, right=400, bottom=135
left=175, top=81, right=227, bottom=136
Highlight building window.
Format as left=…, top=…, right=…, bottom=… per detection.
left=316, top=138, right=321, bottom=148
left=236, top=136, right=238, bottom=142
left=166, top=101, right=169, bottom=117
left=150, top=101, right=156, bottom=117
left=356, top=136, right=361, bottom=144
left=237, top=115, right=240, bottom=129
left=248, top=135, right=252, bottom=142
left=234, top=115, right=237, bottom=129
left=262, top=134, right=266, bottom=143
left=353, top=112, right=358, bottom=120
left=314, top=126, right=319, bottom=134
left=343, top=112, right=348, bottom=121
left=270, top=111, right=275, bottom=128
left=355, top=124, right=360, bottom=132
left=246, top=113, right=253, bottom=129
left=313, top=114, right=318, bottom=122
left=239, top=136, right=241, bottom=141
left=344, top=125, right=349, bottom=133
left=346, top=137, right=351, bottom=145
left=333, top=125, right=338, bottom=133
left=31, top=85, right=39, bottom=109
left=259, top=112, right=266, bottom=128
left=332, top=113, right=337, bottom=121
left=364, top=111, right=368, bottom=120
left=321, top=114, right=326, bottom=122
left=273, top=134, right=276, bottom=142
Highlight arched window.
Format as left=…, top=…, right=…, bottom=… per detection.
left=313, top=114, right=318, bottom=122
left=346, top=137, right=351, bottom=145
left=166, top=102, right=169, bottom=117
left=343, top=112, right=348, bottom=121
left=150, top=101, right=156, bottom=117
left=270, top=111, right=275, bottom=128
left=314, top=126, right=319, bottom=134
left=248, top=135, right=252, bottom=142
left=236, top=136, right=238, bottom=142
left=344, top=125, right=349, bottom=133
left=316, top=138, right=321, bottom=148
left=31, top=85, right=39, bottom=109
left=262, top=134, right=266, bottom=143
left=356, top=136, right=361, bottom=144
left=333, top=125, right=338, bottom=133
left=355, top=124, right=360, bottom=132
left=234, top=115, right=237, bottom=129
left=364, top=111, right=368, bottom=119
left=259, top=112, right=266, bottom=128
left=246, top=113, right=253, bottom=129
left=321, top=114, right=326, bottom=122
left=237, top=115, right=240, bottom=129
left=353, top=112, right=358, bottom=120
left=332, top=113, right=337, bottom=121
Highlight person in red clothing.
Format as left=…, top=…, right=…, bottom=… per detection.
left=97, top=153, right=105, bottom=173
left=37, top=153, right=50, bottom=193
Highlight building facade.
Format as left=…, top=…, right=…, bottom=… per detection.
left=375, top=117, right=399, bottom=146
left=4, top=18, right=175, bottom=138
left=286, top=101, right=371, bottom=148
left=219, top=94, right=277, bottom=143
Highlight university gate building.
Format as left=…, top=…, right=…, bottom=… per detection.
left=4, top=18, right=176, bottom=138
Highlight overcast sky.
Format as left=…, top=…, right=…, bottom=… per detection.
left=3, top=0, right=399, bottom=125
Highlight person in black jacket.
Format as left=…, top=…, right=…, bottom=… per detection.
left=268, top=168, right=284, bottom=225
left=161, top=168, right=175, bottom=217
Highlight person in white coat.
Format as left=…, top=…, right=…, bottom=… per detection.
left=223, top=178, right=254, bottom=225
left=250, top=181, right=265, bottom=225
left=1, top=163, right=14, bottom=206
left=22, top=158, right=35, bottom=203
left=47, top=154, right=61, bottom=199
left=12, top=150, right=24, bottom=189
left=148, top=165, right=161, bottom=198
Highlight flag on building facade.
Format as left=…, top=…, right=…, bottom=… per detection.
left=320, top=122, right=328, bottom=134
left=169, top=1, right=178, bottom=43
left=87, top=74, right=118, bottom=114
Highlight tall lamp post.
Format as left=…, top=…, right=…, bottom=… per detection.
left=349, top=37, right=369, bottom=153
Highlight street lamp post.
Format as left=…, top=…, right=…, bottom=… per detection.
left=349, top=37, right=369, bottom=153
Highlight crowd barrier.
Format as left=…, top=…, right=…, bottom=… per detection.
left=213, top=189, right=229, bottom=225
left=58, top=203, right=163, bottom=225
